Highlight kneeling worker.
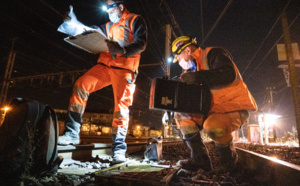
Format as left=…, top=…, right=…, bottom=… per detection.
left=171, top=36, right=257, bottom=172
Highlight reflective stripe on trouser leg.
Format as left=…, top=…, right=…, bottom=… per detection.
left=110, top=68, right=136, bottom=156
left=66, top=64, right=112, bottom=137
left=69, top=64, right=111, bottom=110
left=203, top=111, right=242, bottom=146
left=174, top=112, right=204, bottom=136
left=111, top=110, right=130, bottom=157
left=111, top=68, right=136, bottom=128
left=175, top=112, right=212, bottom=171
left=66, top=84, right=89, bottom=138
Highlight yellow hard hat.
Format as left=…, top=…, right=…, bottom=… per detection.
left=171, top=36, right=197, bottom=62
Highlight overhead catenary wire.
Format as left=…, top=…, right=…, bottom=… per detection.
left=0, top=12, right=93, bottom=68
left=16, top=0, right=58, bottom=29
left=245, top=11, right=300, bottom=82
left=139, top=0, right=165, bottom=66
left=200, top=0, right=204, bottom=42
left=200, top=0, right=233, bottom=47
left=241, top=0, right=293, bottom=76
left=0, top=0, right=96, bottom=71
left=39, top=0, right=66, bottom=19
left=16, top=45, right=76, bottom=71
left=160, top=0, right=184, bottom=38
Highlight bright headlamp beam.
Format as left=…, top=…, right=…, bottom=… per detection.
left=102, top=5, right=108, bottom=11
left=102, top=3, right=121, bottom=12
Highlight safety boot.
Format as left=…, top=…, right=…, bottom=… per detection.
left=58, top=111, right=81, bottom=145
left=215, top=142, right=238, bottom=172
left=111, top=127, right=128, bottom=165
left=179, top=132, right=212, bottom=171
left=58, top=134, right=80, bottom=145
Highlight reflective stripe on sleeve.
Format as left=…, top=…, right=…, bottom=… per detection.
left=68, top=103, right=85, bottom=115
left=73, top=85, right=89, bottom=101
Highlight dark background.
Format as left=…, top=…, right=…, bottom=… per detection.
left=0, top=0, right=299, bottom=133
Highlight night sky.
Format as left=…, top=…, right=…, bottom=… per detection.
left=0, top=0, right=299, bottom=133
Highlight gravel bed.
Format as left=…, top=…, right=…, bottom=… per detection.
left=2, top=141, right=286, bottom=185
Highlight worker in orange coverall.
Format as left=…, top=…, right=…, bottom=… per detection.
left=58, top=0, right=147, bottom=165
left=171, top=36, right=257, bottom=172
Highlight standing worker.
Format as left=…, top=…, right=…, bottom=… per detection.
left=58, top=0, right=147, bottom=165
left=171, top=36, right=257, bottom=172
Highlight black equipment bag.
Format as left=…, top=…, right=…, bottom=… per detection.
left=144, top=136, right=163, bottom=161
left=149, top=78, right=212, bottom=114
left=0, top=98, right=63, bottom=180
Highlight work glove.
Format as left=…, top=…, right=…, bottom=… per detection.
left=105, top=40, right=124, bottom=55
left=63, top=5, right=73, bottom=22
left=180, top=72, right=197, bottom=84
left=57, top=5, right=93, bottom=36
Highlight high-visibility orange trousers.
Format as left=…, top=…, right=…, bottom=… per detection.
left=68, top=64, right=136, bottom=131
left=174, top=111, right=247, bottom=146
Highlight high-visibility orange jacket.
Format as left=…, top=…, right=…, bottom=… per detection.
left=97, top=8, right=147, bottom=72
left=191, top=47, right=257, bottom=113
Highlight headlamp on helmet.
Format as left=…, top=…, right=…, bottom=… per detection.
left=102, top=1, right=123, bottom=11
left=167, top=56, right=173, bottom=63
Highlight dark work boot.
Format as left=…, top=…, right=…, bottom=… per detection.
left=58, top=111, right=81, bottom=145
left=180, top=132, right=212, bottom=171
left=215, top=142, right=238, bottom=172
left=111, top=127, right=128, bottom=165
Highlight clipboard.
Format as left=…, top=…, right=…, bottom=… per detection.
left=64, top=30, right=108, bottom=54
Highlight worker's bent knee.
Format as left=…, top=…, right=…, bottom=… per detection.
left=204, top=128, right=226, bottom=140
left=204, top=129, right=232, bottom=145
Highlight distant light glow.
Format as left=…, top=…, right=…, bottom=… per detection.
left=261, top=113, right=281, bottom=126
left=102, top=127, right=111, bottom=134
left=82, top=124, right=90, bottom=132
left=1, top=107, right=10, bottom=112
left=90, top=124, right=98, bottom=131
left=265, top=114, right=281, bottom=122
left=167, top=57, right=173, bottom=63
left=257, top=113, right=282, bottom=145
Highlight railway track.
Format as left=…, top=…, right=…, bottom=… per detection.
left=58, top=138, right=180, bottom=160
left=57, top=139, right=300, bottom=185
left=236, top=147, right=300, bottom=185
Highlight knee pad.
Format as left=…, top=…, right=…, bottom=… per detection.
left=204, top=128, right=226, bottom=141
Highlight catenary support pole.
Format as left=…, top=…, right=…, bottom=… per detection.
left=281, top=12, right=300, bottom=145
left=0, top=38, right=17, bottom=108
left=165, top=24, right=171, bottom=78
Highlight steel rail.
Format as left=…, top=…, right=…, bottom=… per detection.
left=236, top=147, right=300, bottom=185
left=58, top=139, right=181, bottom=160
